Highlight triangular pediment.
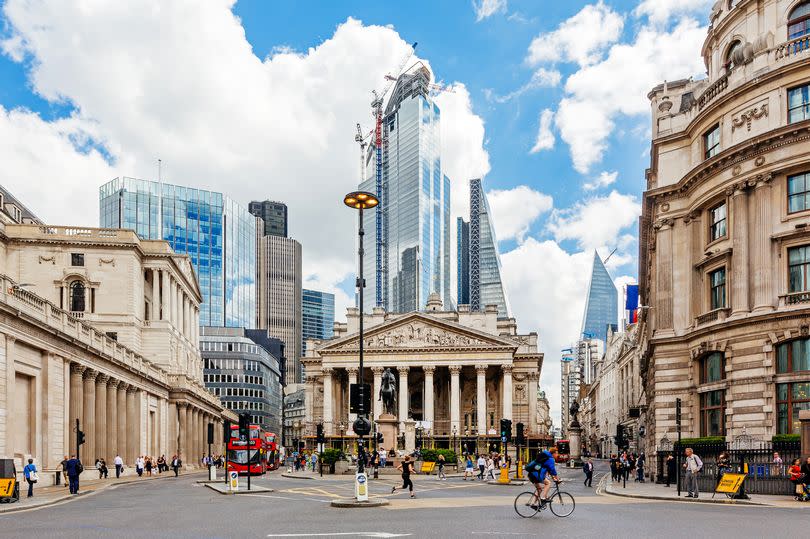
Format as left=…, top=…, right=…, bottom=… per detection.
left=319, top=312, right=518, bottom=353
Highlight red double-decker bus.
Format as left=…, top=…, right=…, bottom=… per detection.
left=555, top=440, right=571, bottom=463
left=227, top=424, right=267, bottom=476
left=264, top=432, right=280, bottom=471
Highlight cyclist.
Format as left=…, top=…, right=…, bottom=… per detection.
left=524, top=447, right=560, bottom=507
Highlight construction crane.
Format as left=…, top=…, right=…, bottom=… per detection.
left=355, top=123, right=371, bottom=184
left=368, top=41, right=418, bottom=308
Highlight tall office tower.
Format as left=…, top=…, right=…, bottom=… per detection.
left=467, top=178, right=510, bottom=317
left=249, top=200, right=288, bottom=238
left=560, top=355, right=579, bottom=435
left=99, top=177, right=256, bottom=328
left=301, top=289, right=335, bottom=358
left=359, top=65, right=451, bottom=313
left=581, top=251, right=618, bottom=344
left=457, top=217, right=470, bottom=305
left=257, top=234, right=302, bottom=386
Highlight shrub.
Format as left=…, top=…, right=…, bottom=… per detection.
left=420, top=449, right=457, bottom=463
left=676, top=437, right=725, bottom=447
left=771, top=434, right=800, bottom=443
left=320, top=448, right=343, bottom=465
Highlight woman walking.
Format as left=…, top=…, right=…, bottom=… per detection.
left=23, top=458, right=37, bottom=498
left=391, top=455, right=415, bottom=498
left=437, top=453, right=447, bottom=481
left=485, top=455, right=496, bottom=480
left=463, top=454, right=474, bottom=480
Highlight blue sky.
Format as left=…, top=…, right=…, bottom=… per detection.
left=0, top=0, right=713, bottom=423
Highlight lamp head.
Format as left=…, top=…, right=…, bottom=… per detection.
left=344, top=191, right=379, bottom=210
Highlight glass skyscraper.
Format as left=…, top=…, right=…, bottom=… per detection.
left=302, top=289, right=335, bottom=357
left=360, top=65, right=451, bottom=313
left=457, top=217, right=470, bottom=305
left=581, top=251, right=618, bottom=344
left=99, top=177, right=257, bottom=328
left=249, top=200, right=288, bottom=238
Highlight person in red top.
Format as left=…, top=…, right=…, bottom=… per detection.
left=789, top=458, right=803, bottom=500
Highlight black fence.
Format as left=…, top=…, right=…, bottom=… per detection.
left=655, top=440, right=801, bottom=495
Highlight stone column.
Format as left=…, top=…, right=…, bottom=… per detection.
left=730, top=184, right=750, bottom=316
left=168, top=401, right=178, bottom=454
left=346, top=367, right=358, bottom=433
left=322, top=368, right=333, bottom=435
left=183, top=296, right=189, bottom=338
left=476, top=365, right=487, bottom=435
left=752, top=174, right=774, bottom=312
left=423, top=366, right=435, bottom=428
left=161, top=270, right=170, bottom=321
left=117, top=384, right=128, bottom=463
left=449, top=365, right=461, bottom=434
left=655, top=219, right=674, bottom=329
left=69, top=364, right=85, bottom=456
left=178, top=402, right=188, bottom=461
left=372, top=367, right=384, bottom=418
left=687, top=211, right=703, bottom=319
left=82, top=369, right=98, bottom=462
left=502, top=365, right=513, bottom=421
left=527, top=373, right=538, bottom=436
left=126, top=386, right=138, bottom=462
left=151, top=269, right=160, bottom=321
left=95, top=374, right=109, bottom=463
left=106, top=379, right=118, bottom=462
left=397, top=366, right=409, bottom=430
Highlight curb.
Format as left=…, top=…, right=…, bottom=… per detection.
left=486, top=480, right=526, bottom=486
left=600, top=483, right=766, bottom=506
left=205, top=484, right=274, bottom=495
left=330, top=497, right=390, bottom=508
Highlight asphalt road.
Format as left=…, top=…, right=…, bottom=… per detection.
left=0, top=463, right=805, bottom=539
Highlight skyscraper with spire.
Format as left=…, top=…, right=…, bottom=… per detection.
left=581, top=251, right=618, bottom=344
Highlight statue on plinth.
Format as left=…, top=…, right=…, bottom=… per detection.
left=379, top=367, right=396, bottom=415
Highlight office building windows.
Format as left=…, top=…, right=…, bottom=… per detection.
left=704, top=124, right=720, bottom=159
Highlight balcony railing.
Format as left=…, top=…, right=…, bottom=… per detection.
left=773, top=35, right=810, bottom=61
left=697, top=75, right=728, bottom=110
left=695, top=308, right=729, bottom=326
left=779, top=291, right=810, bottom=306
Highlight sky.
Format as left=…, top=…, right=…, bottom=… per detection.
left=0, top=0, right=714, bottom=424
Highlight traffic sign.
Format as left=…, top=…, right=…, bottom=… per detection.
left=715, top=473, right=746, bottom=494
left=228, top=471, right=239, bottom=492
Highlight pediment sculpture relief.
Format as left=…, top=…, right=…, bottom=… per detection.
left=350, top=322, right=489, bottom=349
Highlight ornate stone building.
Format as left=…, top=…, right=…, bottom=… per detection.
left=0, top=206, right=232, bottom=475
left=303, top=295, right=544, bottom=450
left=640, top=0, right=810, bottom=459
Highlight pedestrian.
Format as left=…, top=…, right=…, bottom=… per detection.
left=683, top=447, right=703, bottom=498
left=379, top=447, right=387, bottom=469
left=157, top=455, right=165, bottom=473
left=789, top=458, right=804, bottom=500
left=114, top=454, right=124, bottom=478
left=717, top=451, right=731, bottom=485
left=23, top=458, right=37, bottom=498
left=136, top=455, right=145, bottom=477
left=463, top=454, right=474, bottom=480
left=98, top=458, right=108, bottom=479
left=391, top=455, right=415, bottom=498
left=773, top=451, right=784, bottom=475
left=65, top=454, right=82, bottom=494
left=145, top=456, right=153, bottom=476
left=583, top=457, right=594, bottom=487
left=485, top=455, right=496, bottom=480
left=477, top=454, right=486, bottom=480
left=60, top=455, right=69, bottom=488
left=637, top=453, right=645, bottom=483
left=437, top=453, right=447, bottom=481
left=665, top=455, right=676, bottom=487
left=609, top=454, right=618, bottom=482
left=171, top=454, right=182, bottom=477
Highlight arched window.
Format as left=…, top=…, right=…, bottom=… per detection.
left=70, top=281, right=86, bottom=312
left=789, top=2, right=810, bottom=39
left=725, top=40, right=743, bottom=69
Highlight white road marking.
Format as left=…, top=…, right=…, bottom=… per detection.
left=267, top=533, right=411, bottom=538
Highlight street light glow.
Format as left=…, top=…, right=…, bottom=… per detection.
left=343, top=190, right=379, bottom=210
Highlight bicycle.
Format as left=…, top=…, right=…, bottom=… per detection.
left=514, top=479, right=575, bottom=518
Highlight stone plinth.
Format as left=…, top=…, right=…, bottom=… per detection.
left=800, top=409, right=810, bottom=459
left=404, top=420, right=416, bottom=452
left=568, top=423, right=582, bottom=465
left=377, top=414, right=398, bottom=453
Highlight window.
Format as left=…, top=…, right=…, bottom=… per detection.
left=776, top=339, right=810, bottom=373
left=105, top=331, right=118, bottom=341
left=788, top=85, right=810, bottom=124
left=788, top=245, right=810, bottom=293
left=70, top=281, right=86, bottom=312
left=700, top=352, right=725, bottom=384
left=788, top=3, right=810, bottom=39
left=700, top=390, right=725, bottom=436
left=704, top=124, right=720, bottom=159
left=71, top=253, right=85, bottom=266
left=709, top=268, right=727, bottom=310
left=709, top=203, right=727, bottom=241
left=788, top=172, right=810, bottom=213
left=725, top=40, right=743, bottom=69
left=777, top=382, right=810, bottom=434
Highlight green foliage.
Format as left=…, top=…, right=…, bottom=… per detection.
left=320, top=448, right=343, bottom=465
left=419, top=449, right=457, bottom=463
left=771, top=434, right=800, bottom=443
left=676, top=437, right=725, bottom=446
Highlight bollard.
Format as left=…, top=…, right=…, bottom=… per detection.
left=55, top=470, right=61, bottom=486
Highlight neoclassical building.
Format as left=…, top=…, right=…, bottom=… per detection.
left=302, top=294, right=545, bottom=451
left=0, top=194, right=232, bottom=473
left=640, top=0, right=810, bottom=456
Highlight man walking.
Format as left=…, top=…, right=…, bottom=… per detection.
left=684, top=447, right=703, bottom=498
left=65, top=455, right=82, bottom=495
left=171, top=454, right=182, bottom=477
left=477, top=454, right=487, bottom=480
left=583, top=457, right=594, bottom=487
left=114, top=454, right=124, bottom=478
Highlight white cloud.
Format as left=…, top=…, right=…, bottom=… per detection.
left=487, top=68, right=561, bottom=103
left=634, top=0, right=713, bottom=24
left=526, top=1, right=624, bottom=67
left=486, top=186, right=552, bottom=243
left=473, top=0, right=507, bottom=21
left=0, top=3, right=490, bottom=315
left=548, top=190, right=640, bottom=250
left=553, top=17, right=707, bottom=172
left=583, top=170, right=618, bottom=191
left=530, top=108, right=555, bottom=153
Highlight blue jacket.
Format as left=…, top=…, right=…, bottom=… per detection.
left=23, top=463, right=36, bottom=478
left=525, top=451, right=558, bottom=476
left=65, top=458, right=82, bottom=478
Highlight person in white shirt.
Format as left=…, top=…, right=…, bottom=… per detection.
left=114, top=454, right=124, bottom=478
left=136, top=456, right=145, bottom=477
left=477, top=454, right=487, bottom=480
left=486, top=456, right=496, bottom=480
left=683, top=447, right=703, bottom=498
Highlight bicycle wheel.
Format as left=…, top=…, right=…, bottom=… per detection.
left=514, top=491, right=540, bottom=518
left=549, top=491, right=575, bottom=517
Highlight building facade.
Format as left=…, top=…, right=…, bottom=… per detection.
left=639, top=0, right=810, bottom=459
left=99, top=177, right=257, bottom=328
left=257, top=234, right=302, bottom=385
left=200, top=327, right=283, bottom=434
left=302, top=289, right=334, bottom=358
left=303, top=294, right=544, bottom=450
left=457, top=217, right=470, bottom=305
left=0, top=215, right=231, bottom=475
left=283, top=386, right=306, bottom=449
left=361, top=65, right=451, bottom=313
left=249, top=200, right=288, bottom=238
left=581, top=251, right=618, bottom=344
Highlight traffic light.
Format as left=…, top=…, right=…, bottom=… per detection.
left=376, top=431, right=384, bottom=444
left=516, top=422, right=525, bottom=445
left=316, top=423, right=325, bottom=444
left=616, top=424, right=625, bottom=449
left=77, top=430, right=86, bottom=446
left=238, top=413, right=250, bottom=439
left=500, top=418, right=512, bottom=441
